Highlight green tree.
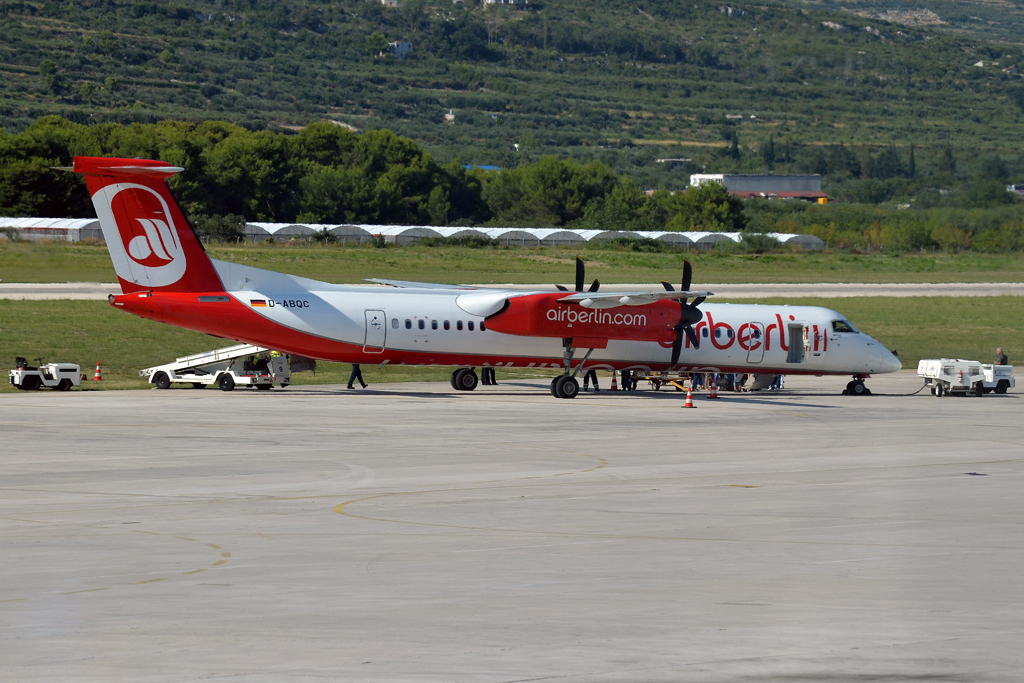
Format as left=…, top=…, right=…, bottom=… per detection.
left=661, top=181, right=746, bottom=231
left=570, top=177, right=665, bottom=231
left=963, top=180, right=1013, bottom=209
left=939, top=147, right=956, bottom=176
left=481, top=156, right=617, bottom=226
left=366, top=32, right=389, bottom=57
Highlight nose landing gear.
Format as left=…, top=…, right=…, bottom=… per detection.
left=842, top=375, right=872, bottom=396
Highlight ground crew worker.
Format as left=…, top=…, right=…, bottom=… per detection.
left=481, top=366, right=497, bottom=385
left=996, top=347, right=1008, bottom=365
left=347, top=364, right=367, bottom=389
left=621, top=369, right=632, bottom=392
left=582, top=368, right=599, bottom=392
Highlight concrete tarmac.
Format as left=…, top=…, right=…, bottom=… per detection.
left=1, top=372, right=1022, bottom=682
left=3, top=281, right=1024, bottom=299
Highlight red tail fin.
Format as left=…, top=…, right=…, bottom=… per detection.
left=75, top=156, right=224, bottom=293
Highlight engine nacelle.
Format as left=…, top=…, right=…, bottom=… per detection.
left=485, top=292, right=682, bottom=343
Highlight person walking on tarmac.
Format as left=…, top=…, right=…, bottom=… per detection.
left=582, top=368, right=599, bottom=392
left=347, top=364, right=367, bottom=389
left=996, top=347, right=1008, bottom=365
left=481, top=366, right=497, bottom=385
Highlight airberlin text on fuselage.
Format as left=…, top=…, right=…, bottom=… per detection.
left=545, top=307, right=827, bottom=353
left=546, top=307, right=647, bottom=326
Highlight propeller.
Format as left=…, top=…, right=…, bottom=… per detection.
left=667, top=260, right=707, bottom=367
left=556, top=257, right=599, bottom=293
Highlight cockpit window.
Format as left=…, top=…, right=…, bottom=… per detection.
left=832, top=320, right=857, bottom=333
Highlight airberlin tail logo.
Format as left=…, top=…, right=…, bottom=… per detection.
left=127, top=217, right=177, bottom=266
left=93, top=183, right=187, bottom=287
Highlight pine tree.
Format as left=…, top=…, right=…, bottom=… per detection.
left=940, top=147, right=956, bottom=176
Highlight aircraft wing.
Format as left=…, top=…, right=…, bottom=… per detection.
left=556, top=290, right=714, bottom=308
left=365, top=278, right=481, bottom=290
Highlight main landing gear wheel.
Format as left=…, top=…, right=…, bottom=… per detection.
left=554, top=375, right=579, bottom=399
left=154, top=371, right=171, bottom=390
left=452, top=368, right=478, bottom=391
left=550, top=377, right=561, bottom=396
left=218, top=374, right=235, bottom=392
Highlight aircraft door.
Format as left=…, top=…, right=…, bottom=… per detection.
left=786, top=323, right=805, bottom=364
left=744, top=322, right=765, bottom=363
left=809, top=323, right=826, bottom=359
left=363, top=309, right=386, bottom=353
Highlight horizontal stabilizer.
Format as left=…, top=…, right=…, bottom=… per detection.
left=366, top=278, right=479, bottom=290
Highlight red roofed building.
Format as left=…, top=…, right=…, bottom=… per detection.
left=690, top=174, right=829, bottom=203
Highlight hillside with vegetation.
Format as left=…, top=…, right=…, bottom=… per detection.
left=2, top=1, right=1024, bottom=180
left=1, top=0, right=1023, bottom=249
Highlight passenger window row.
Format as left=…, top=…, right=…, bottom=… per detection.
left=392, top=318, right=485, bottom=332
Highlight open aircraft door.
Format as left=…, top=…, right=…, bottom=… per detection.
left=364, top=310, right=386, bottom=353
left=786, top=322, right=806, bottom=364
left=743, top=322, right=765, bottom=364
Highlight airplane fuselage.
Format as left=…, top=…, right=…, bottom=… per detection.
left=113, top=259, right=901, bottom=377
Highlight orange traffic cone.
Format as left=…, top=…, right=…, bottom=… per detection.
left=610, top=370, right=619, bottom=391
left=708, top=380, right=719, bottom=399
left=94, top=361, right=102, bottom=381
left=682, top=384, right=696, bottom=408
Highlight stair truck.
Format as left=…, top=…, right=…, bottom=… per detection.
left=140, top=344, right=312, bottom=392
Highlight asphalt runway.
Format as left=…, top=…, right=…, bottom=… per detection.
left=2, top=373, right=1022, bottom=682
left=3, top=281, right=1024, bottom=299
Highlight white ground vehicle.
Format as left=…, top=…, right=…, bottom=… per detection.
left=9, top=357, right=82, bottom=391
left=917, top=359, right=1014, bottom=397
left=140, top=344, right=293, bottom=392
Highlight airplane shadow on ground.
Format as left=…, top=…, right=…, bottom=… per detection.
left=261, top=384, right=862, bottom=409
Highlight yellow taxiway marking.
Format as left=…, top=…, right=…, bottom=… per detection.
left=211, top=560, right=228, bottom=567
left=1, top=517, right=48, bottom=524
left=60, top=587, right=109, bottom=595
left=184, top=569, right=207, bottom=575
left=0, top=598, right=26, bottom=603
left=134, top=577, right=167, bottom=584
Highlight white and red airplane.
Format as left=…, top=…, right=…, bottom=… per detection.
left=74, top=156, right=900, bottom=398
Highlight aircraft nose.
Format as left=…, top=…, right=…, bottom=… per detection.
left=881, top=347, right=902, bottom=373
